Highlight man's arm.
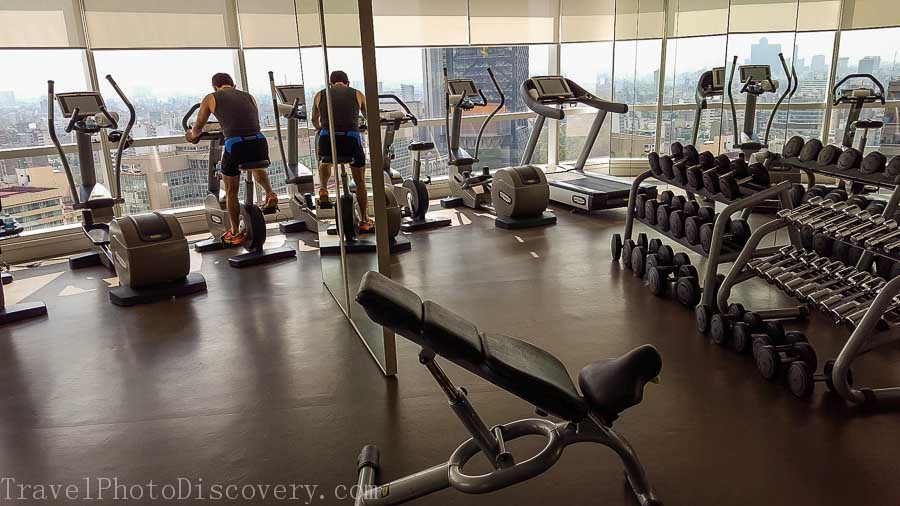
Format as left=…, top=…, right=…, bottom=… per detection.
left=186, top=94, right=215, bottom=143
left=357, top=90, right=367, bottom=115
left=311, top=92, right=321, bottom=131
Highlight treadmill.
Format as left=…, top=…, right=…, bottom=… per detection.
left=523, top=76, right=656, bottom=211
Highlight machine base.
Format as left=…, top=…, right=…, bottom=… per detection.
left=69, top=251, right=103, bottom=270
left=0, top=301, right=48, bottom=325
left=495, top=212, right=557, bottom=230
left=440, top=197, right=465, bottom=208
left=319, top=235, right=411, bottom=255
left=2, top=272, right=12, bottom=285
left=401, top=217, right=452, bottom=232
left=279, top=220, right=311, bottom=234
left=108, top=272, right=208, bottom=307
left=228, top=246, right=297, bottom=268
left=194, top=237, right=231, bottom=253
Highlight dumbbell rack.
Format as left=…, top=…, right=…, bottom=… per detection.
left=717, top=170, right=900, bottom=407
left=623, top=167, right=802, bottom=310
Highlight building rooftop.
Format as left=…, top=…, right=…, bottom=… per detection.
left=0, top=185, right=56, bottom=197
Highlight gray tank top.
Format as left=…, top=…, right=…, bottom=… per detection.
left=212, top=87, right=260, bottom=138
left=317, top=86, right=360, bottom=132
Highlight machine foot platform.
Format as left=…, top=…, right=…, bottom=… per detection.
left=495, top=212, right=557, bottom=229
left=319, top=235, right=411, bottom=255
left=194, top=237, right=232, bottom=253
left=440, top=197, right=465, bottom=208
left=0, top=301, right=48, bottom=325
left=69, top=251, right=103, bottom=269
left=1, top=272, right=12, bottom=285
left=228, top=246, right=297, bottom=268
left=108, top=273, right=208, bottom=307
left=279, top=220, right=312, bottom=234
left=401, top=217, right=452, bottom=232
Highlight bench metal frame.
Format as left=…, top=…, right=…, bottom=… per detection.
left=352, top=350, right=661, bottom=506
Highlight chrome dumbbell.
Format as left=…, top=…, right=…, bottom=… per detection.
left=822, top=277, right=886, bottom=314
left=823, top=209, right=877, bottom=234
left=782, top=199, right=849, bottom=223
left=838, top=215, right=886, bottom=240
left=843, top=297, right=899, bottom=329
left=747, top=246, right=801, bottom=271
left=792, top=266, right=859, bottom=299
left=806, top=272, right=872, bottom=307
left=776, top=196, right=827, bottom=218
left=762, top=253, right=822, bottom=283
left=751, top=250, right=814, bottom=276
left=866, top=225, right=900, bottom=248
left=773, top=257, right=834, bottom=290
left=782, top=261, right=851, bottom=295
left=851, top=219, right=897, bottom=245
left=802, top=204, right=861, bottom=230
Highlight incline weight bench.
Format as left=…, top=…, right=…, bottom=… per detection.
left=353, top=272, right=664, bottom=505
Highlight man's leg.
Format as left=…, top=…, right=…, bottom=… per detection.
left=318, top=163, right=332, bottom=193
left=223, top=174, right=242, bottom=235
left=351, top=167, right=369, bottom=222
left=253, top=168, right=279, bottom=210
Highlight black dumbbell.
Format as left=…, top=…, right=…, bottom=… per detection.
left=708, top=302, right=751, bottom=345
left=787, top=358, right=854, bottom=398
left=632, top=241, right=675, bottom=278
left=699, top=219, right=751, bottom=254
left=684, top=206, right=718, bottom=245
left=645, top=254, right=693, bottom=296
left=754, top=332, right=817, bottom=383
left=680, top=272, right=726, bottom=313
left=618, top=233, right=649, bottom=268
left=648, top=152, right=664, bottom=178
left=703, top=158, right=746, bottom=194
left=859, top=151, right=888, bottom=175
left=634, top=193, right=650, bottom=219
left=720, top=162, right=771, bottom=200
left=656, top=203, right=673, bottom=232
left=713, top=303, right=808, bottom=348
left=730, top=319, right=788, bottom=355
left=675, top=151, right=716, bottom=190
left=659, top=147, right=699, bottom=181
left=668, top=201, right=700, bottom=239
left=695, top=155, right=733, bottom=192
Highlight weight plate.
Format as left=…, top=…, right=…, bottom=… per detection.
left=755, top=346, right=782, bottom=381
left=678, top=264, right=699, bottom=279
left=635, top=194, right=649, bottom=218
left=684, top=217, right=702, bottom=245
left=660, top=190, right=675, bottom=206
left=660, top=156, right=675, bottom=179
left=631, top=246, right=648, bottom=277
left=669, top=211, right=686, bottom=238
left=644, top=200, right=659, bottom=225
left=657, top=205, right=671, bottom=231
left=812, top=232, right=834, bottom=257
left=886, top=156, right=900, bottom=178
left=647, top=267, right=666, bottom=296
left=683, top=201, right=699, bottom=217
left=671, top=195, right=687, bottom=211
left=648, top=152, right=663, bottom=175
left=731, top=323, right=752, bottom=354
left=658, top=245, right=675, bottom=265
left=679, top=278, right=702, bottom=308
left=673, top=252, right=691, bottom=267
left=637, top=232, right=649, bottom=251
left=787, top=361, right=815, bottom=398
left=648, top=238, right=663, bottom=254
left=710, top=314, right=730, bottom=345
left=699, top=222, right=714, bottom=254
left=611, top=234, right=623, bottom=262
left=623, top=240, right=634, bottom=270
left=683, top=145, right=700, bottom=164
left=671, top=142, right=684, bottom=159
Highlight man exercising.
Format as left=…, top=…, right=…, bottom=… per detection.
left=185, top=73, right=278, bottom=245
left=311, top=70, right=373, bottom=232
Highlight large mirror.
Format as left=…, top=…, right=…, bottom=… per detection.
left=310, top=0, right=399, bottom=374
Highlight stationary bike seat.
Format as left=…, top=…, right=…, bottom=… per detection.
left=853, top=120, right=883, bottom=130
left=238, top=160, right=270, bottom=171
left=408, top=141, right=435, bottom=151
left=578, top=345, right=662, bottom=422
left=449, top=157, right=476, bottom=167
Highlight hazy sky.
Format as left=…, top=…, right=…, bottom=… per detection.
left=2, top=29, right=899, bottom=102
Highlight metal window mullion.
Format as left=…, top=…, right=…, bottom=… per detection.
left=822, top=1, right=848, bottom=143
left=549, top=1, right=562, bottom=166
left=655, top=0, right=670, bottom=153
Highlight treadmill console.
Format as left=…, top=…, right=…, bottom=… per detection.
left=740, top=65, right=771, bottom=83
left=448, top=79, right=479, bottom=97
left=532, top=76, right=575, bottom=100
left=56, top=92, right=105, bottom=118
left=276, top=84, right=306, bottom=105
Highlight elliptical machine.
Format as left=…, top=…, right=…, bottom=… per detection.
left=833, top=73, right=885, bottom=152
left=268, top=72, right=320, bottom=234
left=183, top=105, right=296, bottom=268
left=441, top=69, right=556, bottom=229
left=726, top=53, right=795, bottom=161
left=48, top=77, right=207, bottom=306
left=377, top=94, right=450, bottom=232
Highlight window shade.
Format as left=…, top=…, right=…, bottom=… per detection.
left=728, top=0, right=800, bottom=33
left=842, top=0, right=900, bottom=29
left=237, top=0, right=298, bottom=48
left=560, top=0, right=615, bottom=43
left=296, top=0, right=360, bottom=47
left=616, top=0, right=666, bottom=40
left=83, top=0, right=238, bottom=49
left=372, top=0, right=468, bottom=47
left=0, top=0, right=84, bottom=48
left=666, top=0, right=729, bottom=37
left=797, top=0, right=840, bottom=31
left=469, top=0, right=559, bottom=45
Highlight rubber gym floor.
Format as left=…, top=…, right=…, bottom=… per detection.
left=2, top=205, right=898, bottom=505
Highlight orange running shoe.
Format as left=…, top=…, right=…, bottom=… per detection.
left=359, top=218, right=375, bottom=233
left=222, top=230, right=245, bottom=246
left=318, top=188, right=332, bottom=207
left=262, top=192, right=279, bottom=212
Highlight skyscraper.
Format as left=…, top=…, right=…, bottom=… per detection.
left=750, top=38, right=783, bottom=74
left=423, top=46, right=531, bottom=172
left=859, top=56, right=882, bottom=75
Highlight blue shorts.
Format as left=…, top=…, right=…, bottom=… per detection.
left=221, top=134, right=268, bottom=177
left=318, top=130, right=366, bottom=168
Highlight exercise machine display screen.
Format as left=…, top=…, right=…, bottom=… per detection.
left=533, top=77, right=574, bottom=98
left=56, top=92, right=105, bottom=118
left=448, top=80, right=478, bottom=97
left=740, top=65, right=771, bottom=83
left=277, top=85, right=306, bottom=104
left=711, top=67, right=726, bottom=90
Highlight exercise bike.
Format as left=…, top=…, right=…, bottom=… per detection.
left=376, top=94, right=450, bottom=232
left=268, top=72, right=322, bottom=234
left=49, top=77, right=207, bottom=306
left=183, top=105, right=296, bottom=268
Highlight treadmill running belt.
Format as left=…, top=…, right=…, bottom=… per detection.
left=551, top=177, right=632, bottom=194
